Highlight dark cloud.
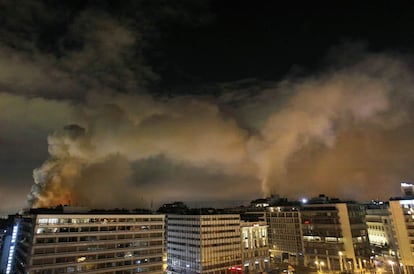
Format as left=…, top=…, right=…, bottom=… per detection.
left=131, top=156, right=261, bottom=204
left=0, top=1, right=165, bottom=99
left=0, top=93, right=74, bottom=193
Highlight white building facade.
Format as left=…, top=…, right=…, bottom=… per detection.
left=240, top=221, right=269, bottom=272
left=365, top=202, right=397, bottom=258
left=166, top=214, right=242, bottom=274
left=10, top=213, right=165, bottom=274
left=389, top=199, right=414, bottom=274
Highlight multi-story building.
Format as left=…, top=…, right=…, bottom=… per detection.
left=0, top=217, right=10, bottom=259
left=389, top=199, right=414, bottom=274
left=365, top=202, right=397, bottom=257
left=0, top=216, right=14, bottom=274
left=265, top=206, right=303, bottom=265
left=166, top=214, right=242, bottom=274
left=301, top=198, right=370, bottom=273
left=240, top=220, right=269, bottom=272
left=7, top=208, right=165, bottom=274
left=0, top=216, right=21, bottom=274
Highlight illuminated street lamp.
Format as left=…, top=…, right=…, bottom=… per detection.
left=338, top=251, right=344, bottom=272
left=314, top=260, right=324, bottom=273
left=388, top=260, right=395, bottom=274
left=389, top=260, right=396, bottom=274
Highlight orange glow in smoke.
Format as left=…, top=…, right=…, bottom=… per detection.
left=34, top=189, right=74, bottom=207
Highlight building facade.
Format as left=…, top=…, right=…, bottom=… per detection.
left=8, top=212, right=165, bottom=274
left=240, top=221, right=269, bottom=272
left=365, top=202, right=397, bottom=258
left=265, top=206, right=303, bottom=266
left=389, top=199, right=414, bottom=274
left=0, top=217, right=21, bottom=274
left=166, top=214, right=242, bottom=274
left=301, top=202, right=370, bottom=273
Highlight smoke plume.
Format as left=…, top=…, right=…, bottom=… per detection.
left=26, top=52, right=414, bottom=207
left=2, top=2, right=414, bottom=208
left=249, top=54, right=414, bottom=198
left=27, top=93, right=256, bottom=208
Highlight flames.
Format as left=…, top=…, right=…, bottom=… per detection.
left=33, top=189, right=74, bottom=208
left=29, top=153, right=83, bottom=208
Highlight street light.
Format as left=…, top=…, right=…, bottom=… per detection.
left=315, top=261, right=320, bottom=273
left=388, top=260, right=395, bottom=274
left=338, top=251, right=344, bottom=272
left=314, top=260, right=324, bottom=273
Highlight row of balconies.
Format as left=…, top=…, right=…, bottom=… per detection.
left=32, top=244, right=163, bottom=258
left=33, top=247, right=163, bottom=261
left=32, top=251, right=162, bottom=266
left=34, top=231, right=164, bottom=241
left=32, top=237, right=164, bottom=249
left=35, top=224, right=163, bottom=232
left=36, top=217, right=163, bottom=224
left=34, top=229, right=163, bottom=238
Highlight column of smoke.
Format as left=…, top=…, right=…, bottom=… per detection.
left=27, top=54, right=414, bottom=208
left=251, top=55, right=414, bottom=197
left=28, top=125, right=85, bottom=207
left=27, top=94, right=255, bottom=208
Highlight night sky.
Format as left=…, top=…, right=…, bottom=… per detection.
left=2, top=0, right=414, bottom=212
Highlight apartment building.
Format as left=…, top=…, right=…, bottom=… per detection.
left=166, top=214, right=242, bottom=274
left=365, top=202, right=397, bottom=258
left=7, top=209, right=165, bottom=274
left=265, top=206, right=303, bottom=265
left=389, top=199, right=414, bottom=274
left=301, top=199, right=370, bottom=273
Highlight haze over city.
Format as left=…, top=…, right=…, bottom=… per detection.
left=1, top=1, right=414, bottom=213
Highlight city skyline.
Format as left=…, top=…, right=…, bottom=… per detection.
left=2, top=1, right=414, bottom=212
